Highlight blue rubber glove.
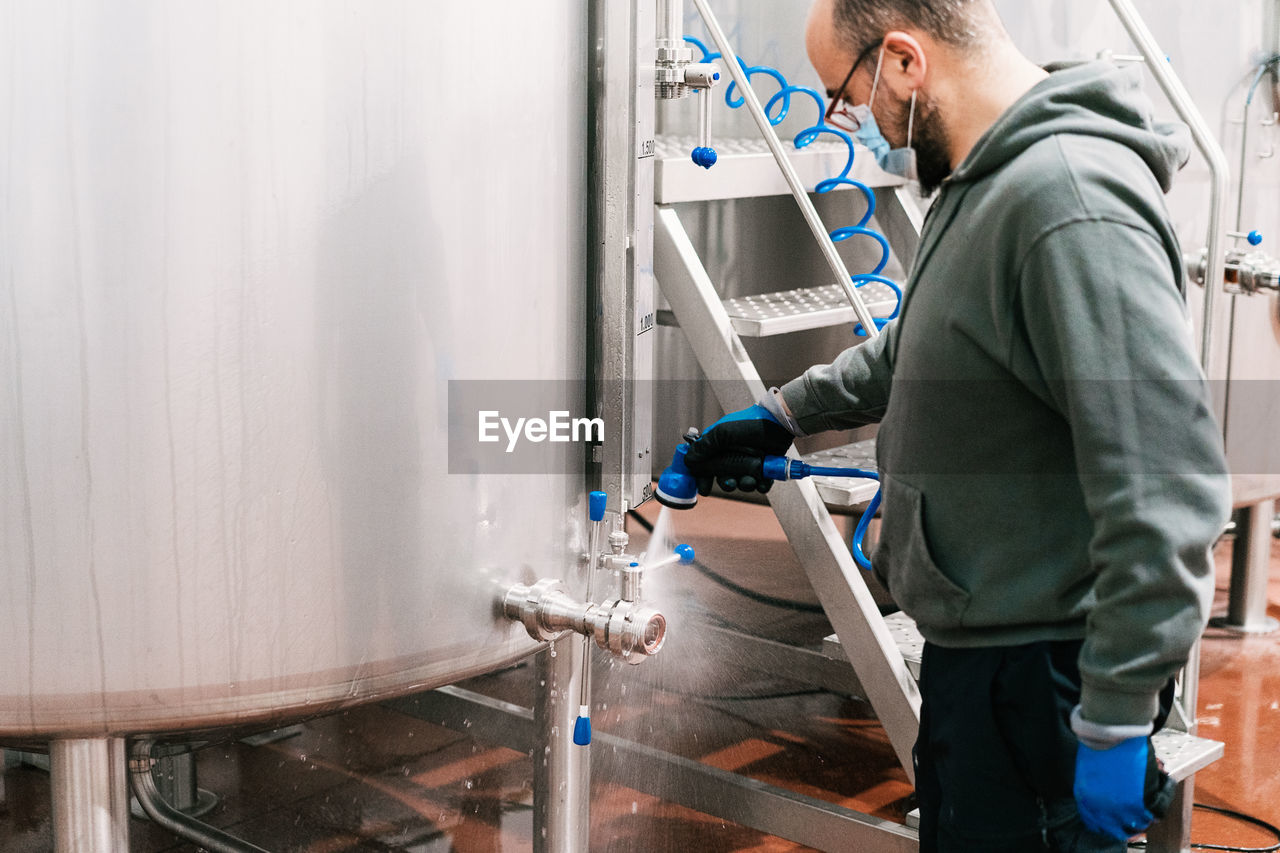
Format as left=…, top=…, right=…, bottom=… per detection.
left=1073, top=736, right=1154, bottom=841
left=683, top=403, right=794, bottom=495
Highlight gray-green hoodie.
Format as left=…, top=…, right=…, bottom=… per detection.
left=780, top=62, right=1231, bottom=728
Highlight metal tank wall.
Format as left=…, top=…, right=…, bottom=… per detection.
left=0, top=1, right=589, bottom=738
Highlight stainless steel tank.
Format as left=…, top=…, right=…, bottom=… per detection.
left=0, top=0, right=588, bottom=739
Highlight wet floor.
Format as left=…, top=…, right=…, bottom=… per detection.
left=1, top=495, right=1278, bottom=851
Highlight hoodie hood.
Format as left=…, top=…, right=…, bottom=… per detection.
left=950, top=61, right=1190, bottom=192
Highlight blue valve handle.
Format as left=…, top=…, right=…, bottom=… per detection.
left=691, top=146, right=718, bottom=168
left=573, top=711, right=592, bottom=746
left=589, top=490, right=607, bottom=522
left=1249, top=229, right=1263, bottom=246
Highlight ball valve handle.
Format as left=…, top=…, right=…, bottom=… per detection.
left=1229, top=229, right=1263, bottom=247
left=686, top=62, right=721, bottom=169
left=577, top=490, right=609, bottom=746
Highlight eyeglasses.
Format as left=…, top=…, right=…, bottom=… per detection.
left=824, top=39, right=884, bottom=132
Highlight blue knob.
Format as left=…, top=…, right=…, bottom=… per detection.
left=675, top=543, right=695, bottom=564
left=573, top=714, right=591, bottom=746
left=713, top=72, right=721, bottom=80
left=589, top=490, right=607, bottom=522
left=1248, top=230, right=1263, bottom=246
left=691, top=146, right=718, bottom=169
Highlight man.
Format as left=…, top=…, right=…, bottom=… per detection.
left=683, top=1, right=1232, bottom=850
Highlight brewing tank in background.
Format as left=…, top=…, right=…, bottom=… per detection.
left=0, top=1, right=589, bottom=739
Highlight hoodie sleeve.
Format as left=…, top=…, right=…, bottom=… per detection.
left=778, top=319, right=898, bottom=435
left=1015, top=216, right=1230, bottom=728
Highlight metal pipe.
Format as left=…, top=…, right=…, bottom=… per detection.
left=577, top=511, right=605, bottom=724
left=1106, top=0, right=1229, bottom=371
left=656, top=0, right=692, bottom=99
left=50, top=738, right=129, bottom=853
left=130, top=739, right=269, bottom=853
left=1106, top=0, right=1233, bottom=744
left=1225, top=500, right=1280, bottom=632
left=503, top=579, right=667, bottom=663
left=656, top=0, right=682, bottom=50
left=1235, top=82, right=1252, bottom=234
left=534, top=639, right=589, bottom=853
left=690, top=0, right=882, bottom=339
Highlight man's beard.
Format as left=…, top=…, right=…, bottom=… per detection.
left=879, top=88, right=953, bottom=195
left=912, top=92, right=952, bottom=196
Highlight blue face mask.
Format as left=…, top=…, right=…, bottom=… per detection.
left=846, top=46, right=918, bottom=181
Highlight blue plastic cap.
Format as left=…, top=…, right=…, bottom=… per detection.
left=573, top=715, right=591, bottom=746
left=589, top=490, right=607, bottom=522
left=691, top=146, right=718, bottom=169
left=1248, top=230, right=1263, bottom=246
left=675, top=543, right=695, bottom=564
left=713, top=72, right=721, bottom=80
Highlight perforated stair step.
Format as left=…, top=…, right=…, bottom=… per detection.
left=655, top=134, right=903, bottom=204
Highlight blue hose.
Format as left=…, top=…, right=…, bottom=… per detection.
left=682, top=36, right=901, bottom=567
left=761, top=457, right=882, bottom=570
left=684, top=35, right=901, bottom=337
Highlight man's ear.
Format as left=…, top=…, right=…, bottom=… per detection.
left=881, top=30, right=928, bottom=90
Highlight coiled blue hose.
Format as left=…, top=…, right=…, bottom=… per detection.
left=684, top=35, right=902, bottom=336
left=686, top=35, right=895, bottom=569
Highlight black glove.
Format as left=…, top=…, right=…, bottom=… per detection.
left=683, top=403, right=795, bottom=496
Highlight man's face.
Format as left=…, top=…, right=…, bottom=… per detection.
left=806, top=1, right=954, bottom=193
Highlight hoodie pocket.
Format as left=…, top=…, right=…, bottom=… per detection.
left=872, top=476, right=970, bottom=630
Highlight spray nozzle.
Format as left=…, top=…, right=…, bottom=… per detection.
left=655, top=443, right=699, bottom=509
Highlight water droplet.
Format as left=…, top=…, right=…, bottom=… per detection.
left=464, top=779, right=474, bottom=790
left=550, top=648, right=557, bottom=658
left=631, top=801, right=638, bottom=814
left=298, top=754, right=306, bottom=762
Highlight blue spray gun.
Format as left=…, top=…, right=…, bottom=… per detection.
left=655, top=431, right=881, bottom=570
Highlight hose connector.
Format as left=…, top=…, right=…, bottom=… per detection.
left=503, top=580, right=666, bottom=664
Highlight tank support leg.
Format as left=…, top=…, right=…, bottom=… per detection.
left=534, top=637, right=589, bottom=853
left=50, top=737, right=129, bottom=853
left=1223, top=499, right=1279, bottom=634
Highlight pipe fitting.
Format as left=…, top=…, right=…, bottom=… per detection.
left=502, top=579, right=666, bottom=664
left=609, top=529, right=630, bottom=555
left=1186, top=248, right=1280, bottom=294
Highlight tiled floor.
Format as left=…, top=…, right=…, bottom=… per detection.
left=2, top=496, right=1278, bottom=852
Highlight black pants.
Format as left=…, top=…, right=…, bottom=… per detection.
left=914, top=640, right=1176, bottom=852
